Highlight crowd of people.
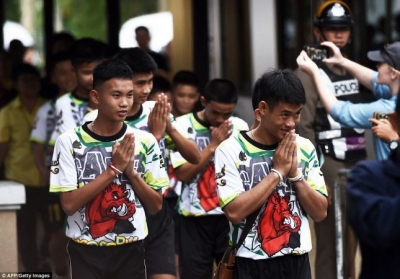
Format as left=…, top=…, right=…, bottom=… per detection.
left=0, top=1, right=399, bottom=279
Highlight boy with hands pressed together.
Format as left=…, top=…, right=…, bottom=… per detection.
left=215, top=69, right=327, bottom=279
left=50, top=59, right=168, bottom=279
left=171, top=78, right=249, bottom=279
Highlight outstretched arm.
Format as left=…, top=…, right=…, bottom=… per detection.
left=321, top=41, right=375, bottom=90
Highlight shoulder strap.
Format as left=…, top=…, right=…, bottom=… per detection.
left=233, top=208, right=260, bottom=251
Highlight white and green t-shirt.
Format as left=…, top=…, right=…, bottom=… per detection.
left=30, top=99, right=57, bottom=166
left=171, top=112, right=249, bottom=216
left=50, top=123, right=169, bottom=246
left=50, top=92, right=89, bottom=145
left=215, top=131, right=327, bottom=260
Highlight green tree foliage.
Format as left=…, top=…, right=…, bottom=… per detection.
left=57, top=0, right=158, bottom=43
left=58, top=0, right=107, bottom=41
left=120, top=0, right=158, bottom=25
left=4, top=0, right=21, bottom=22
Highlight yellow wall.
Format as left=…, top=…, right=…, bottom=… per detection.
left=168, top=0, right=194, bottom=74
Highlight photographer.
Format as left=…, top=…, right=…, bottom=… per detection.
left=297, top=41, right=400, bottom=160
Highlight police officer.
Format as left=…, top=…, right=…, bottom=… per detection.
left=295, top=1, right=369, bottom=279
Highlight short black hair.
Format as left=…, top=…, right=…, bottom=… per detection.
left=150, top=76, right=171, bottom=94
left=12, top=63, right=40, bottom=82
left=51, top=32, right=75, bottom=46
left=9, top=39, right=25, bottom=52
left=172, top=70, right=198, bottom=89
left=135, top=26, right=149, bottom=34
left=49, top=51, right=71, bottom=73
left=93, top=59, right=133, bottom=89
left=113, top=47, right=157, bottom=76
left=203, top=78, right=238, bottom=104
left=70, top=38, right=107, bottom=68
left=256, top=69, right=306, bottom=110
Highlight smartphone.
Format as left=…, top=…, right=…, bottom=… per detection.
left=373, top=112, right=389, bottom=120
left=303, top=45, right=329, bottom=60
left=372, top=112, right=390, bottom=126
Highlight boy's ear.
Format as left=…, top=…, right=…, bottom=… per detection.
left=200, top=96, right=207, bottom=107
left=90, top=90, right=99, bottom=105
left=258, top=101, right=269, bottom=115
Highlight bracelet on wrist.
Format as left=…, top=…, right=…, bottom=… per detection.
left=288, top=168, right=304, bottom=183
left=271, top=168, right=283, bottom=184
left=108, top=166, right=119, bottom=177
left=109, top=162, right=123, bottom=176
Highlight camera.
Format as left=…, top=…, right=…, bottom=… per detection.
left=373, top=112, right=389, bottom=121
left=303, top=45, right=329, bottom=60
left=372, top=112, right=390, bottom=126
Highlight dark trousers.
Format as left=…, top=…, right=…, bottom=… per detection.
left=179, top=214, right=230, bottom=279
left=234, top=254, right=311, bottom=279
left=67, top=239, right=146, bottom=279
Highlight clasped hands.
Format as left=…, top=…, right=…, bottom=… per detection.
left=147, top=93, right=172, bottom=141
left=272, top=130, right=300, bottom=179
left=111, top=133, right=136, bottom=176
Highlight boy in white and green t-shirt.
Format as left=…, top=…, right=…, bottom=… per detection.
left=50, top=59, right=168, bottom=278
left=215, top=69, right=328, bottom=279
left=83, top=48, right=201, bottom=279
left=170, top=78, right=249, bottom=279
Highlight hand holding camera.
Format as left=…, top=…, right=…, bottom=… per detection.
left=369, top=112, right=399, bottom=143
left=302, top=41, right=347, bottom=66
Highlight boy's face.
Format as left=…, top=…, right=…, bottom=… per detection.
left=16, top=73, right=41, bottom=97
left=201, top=98, right=236, bottom=127
left=75, top=61, right=100, bottom=93
left=259, top=101, right=302, bottom=143
left=173, top=84, right=199, bottom=116
left=52, top=60, right=77, bottom=94
left=93, top=78, right=134, bottom=122
left=132, top=73, right=153, bottom=106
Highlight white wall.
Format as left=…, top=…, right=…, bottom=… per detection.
left=234, top=0, right=278, bottom=126
left=249, top=0, right=278, bottom=84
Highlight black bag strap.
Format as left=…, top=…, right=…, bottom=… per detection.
left=233, top=208, right=260, bottom=252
